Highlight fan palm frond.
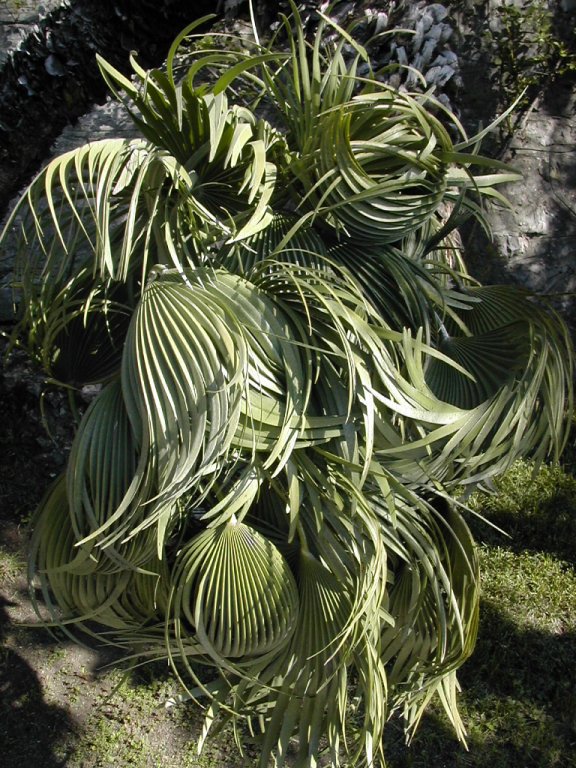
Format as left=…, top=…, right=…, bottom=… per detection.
left=28, top=475, right=168, bottom=642
left=3, top=6, right=573, bottom=768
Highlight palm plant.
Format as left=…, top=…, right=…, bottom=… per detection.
left=2, top=5, right=573, bottom=767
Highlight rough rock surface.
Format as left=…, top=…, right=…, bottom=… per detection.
left=0, top=1, right=63, bottom=66
left=466, top=80, right=576, bottom=331
left=449, top=0, right=576, bottom=332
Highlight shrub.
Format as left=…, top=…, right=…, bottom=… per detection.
left=1, top=5, right=573, bottom=766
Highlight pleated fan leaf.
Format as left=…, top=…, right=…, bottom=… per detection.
left=256, top=1, right=363, bottom=152
left=121, top=269, right=248, bottom=518
left=97, top=53, right=283, bottom=242
left=16, top=270, right=132, bottom=386
left=96, top=21, right=271, bottom=166
left=169, top=520, right=299, bottom=659
left=328, top=238, right=447, bottom=335
left=3, top=6, right=574, bottom=768
left=7, top=139, right=177, bottom=296
left=441, top=285, right=539, bottom=333
left=218, top=212, right=327, bottom=275
left=371, top=488, right=479, bottom=739
left=228, top=550, right=357, bottom=768
left=204, top=470, right=390, bottom=768
left=66, top=379, right=145, bottom=555
left=29, top=476, right=168, bottom=639
left=199, top=270, right=313, bottom=468
left=45, top=302, right=130, bottom=386
left=425, top=321, right=531, bottom=409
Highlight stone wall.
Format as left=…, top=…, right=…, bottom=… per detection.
left=0, top=1, right=63, bottom=67
left=449, top=0, right=576, bottom=331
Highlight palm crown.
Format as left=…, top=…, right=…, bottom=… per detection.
left=2, top=6, right=573, bottom=767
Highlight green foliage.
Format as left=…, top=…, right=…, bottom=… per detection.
left=0, top=547, right=22, bottom=583
left=480, top=546, right=576, bottom=628
left=485, top=0, right=576, bottom=106
left=385, top=459, right=576, bottom=767
left=1, top=4, right=574, bottom=767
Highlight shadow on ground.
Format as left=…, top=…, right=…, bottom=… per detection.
left=385, top=601, right=576, bottom=768
left=0, top=594, right=76, bottom=767
left=469, top=497, right=576, bottom=568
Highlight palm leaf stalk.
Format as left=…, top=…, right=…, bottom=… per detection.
left=1, top=4, right=573, bottom=767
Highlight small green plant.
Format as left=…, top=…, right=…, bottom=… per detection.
left=487, top=0, right=576, bottom=106
left=0, top=547, right=22, bottom=583
left=1, top=3, right=573, bottom=767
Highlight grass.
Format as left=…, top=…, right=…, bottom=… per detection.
left=0, top=546, right=22, bottom=583
left=384, top=458, right=576, bottom=768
